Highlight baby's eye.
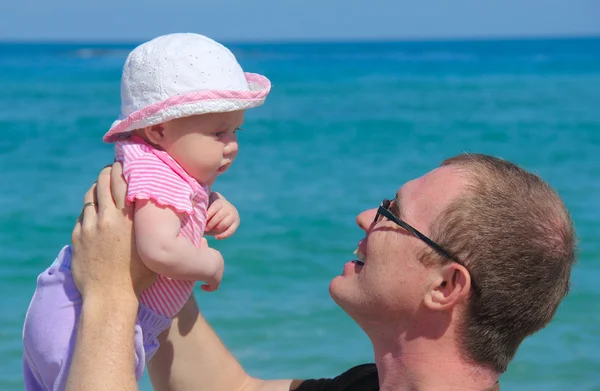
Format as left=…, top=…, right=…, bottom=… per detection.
left=234, top=127, right=243, bottom=133
left=215, top=131, right=225, bottom=137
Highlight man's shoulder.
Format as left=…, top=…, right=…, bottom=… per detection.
left=337, top=364, right=378, bottom=385
left=293, top=364, right=500, bottom=391
left=294, top=364, right=378, bottom=391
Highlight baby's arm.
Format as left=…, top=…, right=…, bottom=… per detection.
left=134, top=199, right=223, bottom=290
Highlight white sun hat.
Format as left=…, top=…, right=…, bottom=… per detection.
left=103, top=33, right=271, bottom=143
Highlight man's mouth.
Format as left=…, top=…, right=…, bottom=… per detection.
left=353, top=247, right=366, bottom=266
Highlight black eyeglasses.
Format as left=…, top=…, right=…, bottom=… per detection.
left=374, top=199, right=459, bottom=262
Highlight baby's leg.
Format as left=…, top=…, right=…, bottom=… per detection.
left=23, top=356, right=45, bottom=391
left=22, top=246, right=172, bottom=390
left=135, top=303, right=173, bottom=378
left=22, top=246, right=81, bottom=391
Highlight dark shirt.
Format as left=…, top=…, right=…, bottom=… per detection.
left=295, top=364, right=500, bottom=391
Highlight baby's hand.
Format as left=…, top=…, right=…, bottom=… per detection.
left=205, top=193, right=240, bottom=239
left=198, top=238, right=224, bottom=292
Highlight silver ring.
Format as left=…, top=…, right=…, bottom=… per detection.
left=83, top=202, right=96, bottom=208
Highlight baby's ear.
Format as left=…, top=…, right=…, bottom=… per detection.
left=144, top=124, right=166, bottom=145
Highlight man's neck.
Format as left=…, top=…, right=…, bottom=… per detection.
left=367, top=321, right=499, bottom=391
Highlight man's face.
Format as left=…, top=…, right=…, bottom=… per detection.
left=329, top=165, right=468, bottom=328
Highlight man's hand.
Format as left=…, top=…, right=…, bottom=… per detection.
left=66, top=162, right=152, bottom=391
left=71, top=162, right=155, bottom=300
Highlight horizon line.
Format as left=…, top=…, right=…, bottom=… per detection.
left=1, top=32, right=599, bottom=46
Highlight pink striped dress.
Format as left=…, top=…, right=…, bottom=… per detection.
left=115, top=135, right=210, bottom=317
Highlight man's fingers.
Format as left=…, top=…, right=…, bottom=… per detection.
left=95, top=166, right=113, bottom=215
left=71, top=218, right=82, bottom=246
left=110, top=162, right=130, bottom=212
left=81, top=183, right=99, bottom=226
left=83, top=181, right=96, bottom=204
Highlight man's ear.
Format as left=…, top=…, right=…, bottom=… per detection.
left=143, top=124, right=166, bottom=146
left=423, top=262, right=471, bottom=311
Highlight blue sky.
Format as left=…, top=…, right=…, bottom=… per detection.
left=1, top=0, right=599, bottom=42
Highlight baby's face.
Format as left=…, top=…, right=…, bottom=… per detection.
left=161, top=111, right=244, bottom=185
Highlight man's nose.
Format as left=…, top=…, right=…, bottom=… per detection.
left=356, top=208, right=378, bottom=232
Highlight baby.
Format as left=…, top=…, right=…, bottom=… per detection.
left=22, top=33, right=271, bottom=390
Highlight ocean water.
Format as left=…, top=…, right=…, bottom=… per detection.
left=0, top=37, right=599, bottom=390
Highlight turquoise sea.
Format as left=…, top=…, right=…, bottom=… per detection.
left=0, top=37, right=599, bottom=390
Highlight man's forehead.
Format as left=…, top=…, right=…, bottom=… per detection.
left=394, top=166, right=466, bottom=217
left=418, top=165, right=463, bottom=190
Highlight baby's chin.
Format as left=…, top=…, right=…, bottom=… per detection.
left=194, top=165, right=229, bottom=185
left=197, top=176, right=215, bottom=186
left=197, top=172, right=219, bottom=186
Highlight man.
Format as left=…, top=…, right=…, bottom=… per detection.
left=66, top=153, right=575, bottom=391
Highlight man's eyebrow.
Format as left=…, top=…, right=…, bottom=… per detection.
left=392, top=191, right=403, bottom=219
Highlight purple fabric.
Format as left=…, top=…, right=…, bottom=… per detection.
left=22, top=245, right=172, bottom=391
